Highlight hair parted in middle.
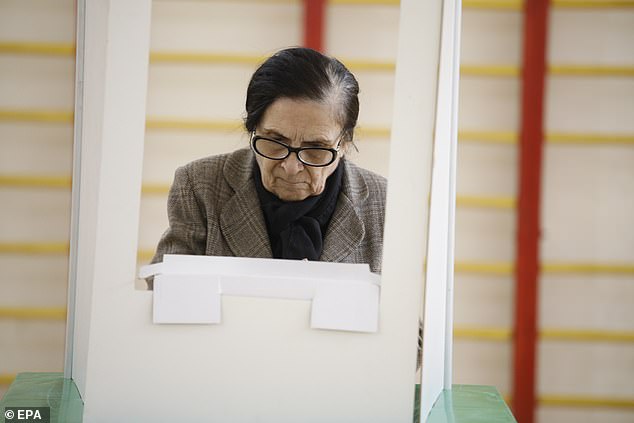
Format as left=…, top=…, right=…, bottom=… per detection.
left=245, top=47, right=360, bottom=144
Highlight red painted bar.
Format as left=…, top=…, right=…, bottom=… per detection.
left=303, top=0, right=326, bottom=51
left=512, top=1, right=549, bottom=422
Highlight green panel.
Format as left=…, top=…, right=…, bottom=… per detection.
left=0, top=373, right=83, bottom=423
left=1, top=374, right=514, bottom=422
left=427, top=385, right=517, bottom=423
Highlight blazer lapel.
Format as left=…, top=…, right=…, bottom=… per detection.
left=219, top=149, right=273, bottom=259
left=218, top=151, right=365, bottom=262
left=320, top=160, right=366, bottom=262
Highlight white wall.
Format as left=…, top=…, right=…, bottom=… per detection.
left=0, top=0, right=75, bottom=398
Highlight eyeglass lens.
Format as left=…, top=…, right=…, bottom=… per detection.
left=254, top=138, right=335, bottom=166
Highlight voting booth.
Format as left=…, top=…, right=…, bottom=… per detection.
left=54, top=0, right=468, bottom=421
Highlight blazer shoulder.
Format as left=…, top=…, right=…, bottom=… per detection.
left=344, top=160, right=387, bottom=201
left=175, top=148, right=253, bottom=190
left=176, top=152, right=231, bottom=184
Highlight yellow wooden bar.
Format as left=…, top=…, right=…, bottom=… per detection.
left=453, top=326, right=634, bottom=343
left=0, top=374, right=16, bottom=386
left=329, top=0, right=400, bottom=5
left=543, top=263, right=634, bottom=275
left=458, top=130, right=518, bottom=144
left=356, top=126, right=391, bottom=138
left=0, top=41, right=74, bottom=56
left=547, top=132, right=634, bottom=145
left=137, top=249, right=155, bottom=262
left=141, top=184, right=170, bottom=196
left=330, top=0, right=634, bottom=7
left=0, top=109, right=73, bottom=123
left=4, top=42, right=634, bottom=76
left=463, top=0, right=523, bottom=9
left=550, top=65, right=634, bottom=77
left=0, top=243, right=69, bottom=255
left=145, top=117, right=242, bottom=132
left=454, top=327, right=513, bottom=341
left=343, top=59, right=395, bottom=72
left=150, top=51, right=266, bottom=66
left=541, top=329, right=634, bottom=342
left=552, top=0, right=634, bottom=8
left=0, top=307, right=66, bottom=320
left=539, top=395, right=634, bottom=409
left=454, top=261, right=634, bottom=275
left=0, top=175, right=71, bottom=189
left=455, top=261, right=515, bottom=275
left=456, top=195, right=516, bottom=209
left=461, top=64, right=520, bottom=77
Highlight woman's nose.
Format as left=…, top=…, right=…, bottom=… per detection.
left=280, top=151, right=304, bottom=174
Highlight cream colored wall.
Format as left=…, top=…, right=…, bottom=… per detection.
left=0, top=0, right=75, bottom=398
left=0, top=2, right=632, bottom=423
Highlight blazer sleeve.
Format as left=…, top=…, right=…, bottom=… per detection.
left=150, top=164, right=208, bottom=266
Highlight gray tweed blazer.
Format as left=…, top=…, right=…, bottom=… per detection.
left=151, top=148, right=387, bottom=274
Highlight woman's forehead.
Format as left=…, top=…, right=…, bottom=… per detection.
left=259, top=98, right=341, bottom=141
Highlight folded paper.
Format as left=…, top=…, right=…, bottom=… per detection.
left=140, top=255, right=381, bottom=333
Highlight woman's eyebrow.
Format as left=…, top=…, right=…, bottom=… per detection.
left=260, top=129, right=288, bottom=140
left=301, top=139, right=331, bottom=146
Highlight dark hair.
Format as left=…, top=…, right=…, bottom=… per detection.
left=245, top=47, right=360, bottom=143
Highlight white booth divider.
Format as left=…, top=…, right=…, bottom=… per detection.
left=420, top=0, right=462, bottom=418
left=64, top=0, right=459, bottom=421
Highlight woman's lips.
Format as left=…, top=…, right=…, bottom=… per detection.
left=276, top=178, right=308, bottom=186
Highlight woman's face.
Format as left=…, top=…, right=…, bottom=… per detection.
left=254, top=97, right=344, bottom=202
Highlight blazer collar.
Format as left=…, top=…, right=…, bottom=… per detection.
left=320, top=160, right=367, bottom=262
left=219, top=149, right=367, bottom=262
left=219, top=149, right=273, bottom=258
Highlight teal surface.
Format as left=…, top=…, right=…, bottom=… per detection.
left=0, top=373, right=83, bottom=423
left=427, top=385, right=517, bottom=423
left=1, top=374, right=514, bottom=422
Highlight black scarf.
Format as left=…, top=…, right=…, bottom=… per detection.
left=253, top=161, right=344, bottom=261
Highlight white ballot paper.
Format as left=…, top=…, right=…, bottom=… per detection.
left=139, top=254, right=381, bottom=333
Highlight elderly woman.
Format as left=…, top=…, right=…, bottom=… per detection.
left=150, top=47, right=386, bottom=282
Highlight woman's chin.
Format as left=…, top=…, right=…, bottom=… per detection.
left=274, top=190, right=311, bottom=202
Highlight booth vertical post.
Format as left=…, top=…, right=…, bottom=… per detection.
left=513, top=0, right=549, bottom=422
left=64, top=0, right=152, bottom=402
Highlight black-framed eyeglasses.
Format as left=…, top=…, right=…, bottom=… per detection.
left=250, top=132, right=342, bottom=167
